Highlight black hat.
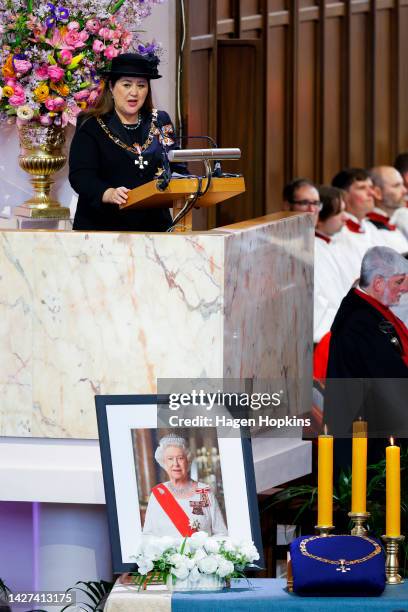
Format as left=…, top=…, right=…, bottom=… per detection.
left=103, top=53, right=161, bottom=80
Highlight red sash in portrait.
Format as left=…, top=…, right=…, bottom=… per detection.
left=152, top=484, right=195, bottom=536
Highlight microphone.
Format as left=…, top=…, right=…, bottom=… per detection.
left=175, top=135, right=223, bottom=177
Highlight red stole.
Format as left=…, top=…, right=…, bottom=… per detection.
left=315, top=231, right=331, bottom=244
left=367, top=211, right=396, bottom=231
left=152, top=484, right=196, bottom=536
left=354, top=288, right=408, bottom=365
left=346, top=218, right=364, bottom=233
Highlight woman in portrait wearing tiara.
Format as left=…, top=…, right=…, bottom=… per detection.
left=69, top=52, right=187, bottom=231
left=143, top=435, right=228, bottom=538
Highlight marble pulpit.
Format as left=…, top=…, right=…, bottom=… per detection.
left=0, top=212, right=313, bottom=595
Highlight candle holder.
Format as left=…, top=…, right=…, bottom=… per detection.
left=381, top=535, right=405, bottom=584
left=348, top=511, right=371, bottom=536
left=315, top=525, right=334, bottom=537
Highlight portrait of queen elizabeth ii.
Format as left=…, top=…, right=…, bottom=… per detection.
left=142, top=434, right=228, bottom=537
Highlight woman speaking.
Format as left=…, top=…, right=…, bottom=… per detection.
left=69, top=53, right=186, bottom=231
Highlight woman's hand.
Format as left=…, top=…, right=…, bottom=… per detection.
left=102, top=186, right=130, bottom=206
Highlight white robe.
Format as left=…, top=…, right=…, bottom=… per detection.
left=391, top=206, right=408, bottom=242
left=314, top=233, right=351, bottom=343
left=333, top=214, right=386, bottom=289
left=143, top=481, right=228, bottom=538
left=368, top=207, right=408, bottom=253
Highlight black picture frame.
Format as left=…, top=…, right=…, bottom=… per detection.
left=95, top=394, right=264, bottom=573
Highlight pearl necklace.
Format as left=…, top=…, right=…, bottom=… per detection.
left=167, top=480, right=193, bottom=495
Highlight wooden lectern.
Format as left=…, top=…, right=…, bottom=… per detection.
left=120, top=176, right=246, bottom=231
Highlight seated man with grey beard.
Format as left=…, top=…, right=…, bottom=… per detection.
left=325, top=246, right=408, bottom=445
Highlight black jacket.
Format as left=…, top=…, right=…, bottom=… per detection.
left=325, top=289, right=408, bottom=440
left=69, top=109, right=186, bottom=231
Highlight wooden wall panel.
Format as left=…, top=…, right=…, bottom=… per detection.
left=396, top=5, right=408, bottom=153
left=349, top=13, right=369, bottom=166
left=374, top=8, right=393, bottom=163
left=322, top=17, right=342, bottom=183
left=217, top=41, right=264, bottom=225
left=296, top=21, right=317, bottom=178
left=266, top=26, right=287, bottom=211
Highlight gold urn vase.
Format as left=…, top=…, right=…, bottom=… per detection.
left=14, top=123, right=70, bottom=219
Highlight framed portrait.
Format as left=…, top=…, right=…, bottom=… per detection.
left=95, top=394, right=264, bottom=573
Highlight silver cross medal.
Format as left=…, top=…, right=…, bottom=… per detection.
left=136, top=155, right=148, bottom=170
left=133, top=145, right=148, bottom=170
left=336, top=559, right=350, bottom=573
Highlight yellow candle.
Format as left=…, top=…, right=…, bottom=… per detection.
left=318, top=429, right=333, bottom=527
left=386, top=438, right=400, bottom=537
left=351, top=420, right=367, bottom=513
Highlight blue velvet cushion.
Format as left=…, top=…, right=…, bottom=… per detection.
left=289, top=535, right=386, bottom=596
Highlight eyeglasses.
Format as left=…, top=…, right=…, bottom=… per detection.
left=290, top=200, right=323, bottom=210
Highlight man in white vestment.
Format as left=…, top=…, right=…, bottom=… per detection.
left=331, top=168, right=389, bottom=287
left=143, top=435, right=228, bottom=538
left=368, top=166, right=408, bottom=253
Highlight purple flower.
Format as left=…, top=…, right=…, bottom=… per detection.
left=47, top=2, right=56, bottom=11
left=45, top=15, right=56, bottom=28
left=138, top=43, right=156, bottom=55
left=57, top=7, right=69, bottom=22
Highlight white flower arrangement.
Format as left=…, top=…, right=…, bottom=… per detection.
left=131, top=531, right=260, bottom=589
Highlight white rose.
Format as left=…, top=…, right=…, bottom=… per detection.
left=222, top=539, right=235, bottom=553
left=198, top=555, right=219, bottom=575
left=169, top=553, right=184, bottom=566
left=240, top=543, right=259, bottom=562
left=137, top=559, right=154, bottom=575
left=194, top=548, right=207, bottom=562
left=173, top=563, right=190, bottom=580
left=204, top=538, right=220, bottom=554
left=189, top=531, right=209, bottom=550
left=217, top=559, right=234, bottom=578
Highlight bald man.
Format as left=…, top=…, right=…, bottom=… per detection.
left=368, top=166, right=408, bottom=252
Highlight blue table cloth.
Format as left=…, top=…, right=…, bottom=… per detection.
left=172, top=578, right=408, bottom=612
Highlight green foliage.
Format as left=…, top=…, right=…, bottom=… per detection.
left=60, top=580, right=114, bottom=612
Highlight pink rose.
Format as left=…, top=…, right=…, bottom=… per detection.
left=92, top=39, right=104, bottom=53
left=5, top=78, right=16, bottom=87
left=86, top=19, right=100, bottom=34
left=64, top=29, right=87, bottom=49
left=104, top=45, right=120, bottom=60
left=47, top=65, right=65, bottom=81
left=67, top=21, right=80, bottom=31
left=112, top=29, right=122, bottom=41
left=122, top=32, right=133, bottom=48
left=59, top=49, right=72, bottom=65
left=9, top=92, right=25, bottom=106
left=45, top=96, right=65, bottom=111
left=14, top=59, right=32, bottom=75
left=73, top=89, right=90, bottom=101
left=36, top=64, right=49, bottom=79
left=98, top=27, right=112, bottom=40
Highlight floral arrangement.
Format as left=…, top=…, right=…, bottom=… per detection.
left=132, top=531, right=260, bottom=588
left=0, top=0, right=164, bottom=126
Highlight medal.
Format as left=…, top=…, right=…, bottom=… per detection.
left=135, top=155, right=148, bottom=170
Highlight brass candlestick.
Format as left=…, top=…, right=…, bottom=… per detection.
left=315, top=525, right=334, bottom=537
left=382, top=535, right=405, bottom=584
left=348, top=512, right=371, bottom=536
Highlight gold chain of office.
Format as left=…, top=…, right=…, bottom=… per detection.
left=299, top=535, right=382, bottom=568
left=97, top=108, right=159, bottom=155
